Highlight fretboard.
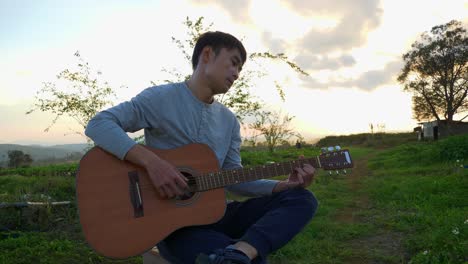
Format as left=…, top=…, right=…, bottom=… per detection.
left=194, top=157, right=321, bottom=192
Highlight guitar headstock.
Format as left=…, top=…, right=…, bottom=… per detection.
left=319, top=146, right=353, bottom=171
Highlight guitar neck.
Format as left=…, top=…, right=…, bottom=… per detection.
left=194, top=157, right=321, bottom=192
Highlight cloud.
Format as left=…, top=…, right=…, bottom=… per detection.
left=295, top=54, right=356, bottom=70
left=349, top=60, right=403, bottom=90
left=261, top=31, right=288, bottom=54
left=191, top=0, right=251, bottom=23
left=298, top=75, right=330, bottom=90
left=299, top=60, right=403, bottom=91
left=285, top=0, right=383, bottom=53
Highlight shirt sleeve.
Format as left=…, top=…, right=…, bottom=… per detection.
left=222, top=119, right=278, bottom=197
left=85, top=87, right=158, bottom=160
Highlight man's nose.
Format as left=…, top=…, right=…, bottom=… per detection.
left=233, top=69, right=239, bottom=80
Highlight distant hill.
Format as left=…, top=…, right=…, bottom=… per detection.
left=0, top=143, right=89, bottom=166
left=316, top=132, right=417, bottom=148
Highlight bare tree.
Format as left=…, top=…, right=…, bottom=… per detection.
left=249, top=110, right=301, bottom=152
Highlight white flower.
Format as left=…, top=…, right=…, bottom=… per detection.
left=423, top=250, right=428, bottom=255
left=452, top=227, right=460, bottom=235
left=456, top=160, right=460, bottom=163
left=464, top=219, right=468, bottom=224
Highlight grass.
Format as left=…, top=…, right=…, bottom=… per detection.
left=0, top=133, right=467, bottom=263
left=268, top=134, right=467, bottom=264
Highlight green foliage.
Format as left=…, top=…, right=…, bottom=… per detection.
left=0, top=175, right=75, bottom=202
left=369, top=134, right=468, bottom=169
left=437, top=134, right=468, bottom=161
left=0, top=163, right=78, bottom=177
left=7, top=150, right=33, bottom=168
left=0, top=232, right=141, bottom=264
left=397, top=20, right=468, bottom=122
left=365, top=140, right=467, bottom=263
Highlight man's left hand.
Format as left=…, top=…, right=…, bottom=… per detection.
left=273, top=155, right=316, bottom=192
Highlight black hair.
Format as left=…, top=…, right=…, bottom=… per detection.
left=192, top=31, right=247, bottom=70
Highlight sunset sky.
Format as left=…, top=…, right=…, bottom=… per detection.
left=1, top=0, right=467, bottom=145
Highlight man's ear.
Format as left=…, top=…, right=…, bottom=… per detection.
left=200, top=46, right=214, bottom=64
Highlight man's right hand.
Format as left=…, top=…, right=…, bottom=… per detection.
left=145, top=158, right=188, bottom=199
left=124, top=144, right=188, bottom=199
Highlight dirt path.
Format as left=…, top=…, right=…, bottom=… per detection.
left=333, top=154, right=371, bottom=223
left=334, top=152, right=407, bottom=264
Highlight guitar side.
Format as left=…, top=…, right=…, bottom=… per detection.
left=76, top=143, right=226, bottom=259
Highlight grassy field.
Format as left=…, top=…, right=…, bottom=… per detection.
left=0, top=133, right=466, bottom=263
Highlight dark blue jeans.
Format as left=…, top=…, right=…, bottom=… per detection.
left=157, top=188, right=318, bottom=264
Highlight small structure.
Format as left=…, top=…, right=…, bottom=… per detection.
left=414, top=120, right=468, bottom=140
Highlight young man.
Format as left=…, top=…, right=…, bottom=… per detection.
left=85, top=31, right=318, bottom=264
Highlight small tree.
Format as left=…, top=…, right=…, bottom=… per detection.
left=397, top=20, right=468, bottom=122
left=159, top=16, right=308, bottom=122
left=249, top=110, right=301, bottom=153
left=8, top=150, right=33, bottom=168
left=26, top=51, right=122, bottom=141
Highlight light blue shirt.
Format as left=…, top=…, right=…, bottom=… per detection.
left=85, top=81, right=278, bottom=197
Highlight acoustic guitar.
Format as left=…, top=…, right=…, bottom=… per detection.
left=76, top=143, right=353, bottom=259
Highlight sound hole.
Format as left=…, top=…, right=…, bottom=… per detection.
left=174, top=171, right=196, bottom=201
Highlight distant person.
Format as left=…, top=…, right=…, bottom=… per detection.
left=295, top=140, right=302, bottom=149
left=85, top=31, right=318, bottom=264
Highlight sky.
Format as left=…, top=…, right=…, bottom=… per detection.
left=0, top=0, right=467, bottom=145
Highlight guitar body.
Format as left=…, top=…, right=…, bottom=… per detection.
left=76, top=143, right=226, bottom=259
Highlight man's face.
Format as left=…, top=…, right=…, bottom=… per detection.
left=205, top=47, right=243, bottom=95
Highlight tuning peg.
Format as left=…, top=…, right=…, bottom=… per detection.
left=342, top=169, right=347, bottom=175
left=335, top=146, right=341, bottom=151
left=328, top=171, right=333, bottom=176
left=335, top=170, right=339, bottom=175
left=327, top=146, right=334, bottom=152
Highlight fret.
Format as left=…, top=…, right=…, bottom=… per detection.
left=206, top=174, right=211, bottom=190
left=203, top=174, right=208, bottom=190
left=209, top=173, right=214, bottom=189
left=198, top=175, right=204, bottom=191
left=231, top=169, right=237, bottom=185
left=191, top=154, right=329, bottom=192
left=194, top=155, right=323, bottom=191
left=214, top=172, right=218, bottom=188
left=218, top=171, right=222, bottom=188
left=233, top=169, right=238, bottom=184
left=238, top=168, right=244, bottom=184
left=202, top=174, right=207, bottom=190
left=226, top=170, right=230, bottom=186
left=218, top=172, right=222, bottom=188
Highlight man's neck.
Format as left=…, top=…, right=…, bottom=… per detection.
left=186, top=76, right=214, bottom=104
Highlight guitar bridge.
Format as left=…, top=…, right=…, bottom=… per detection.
left=128, top=171, right=144, bottom=218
